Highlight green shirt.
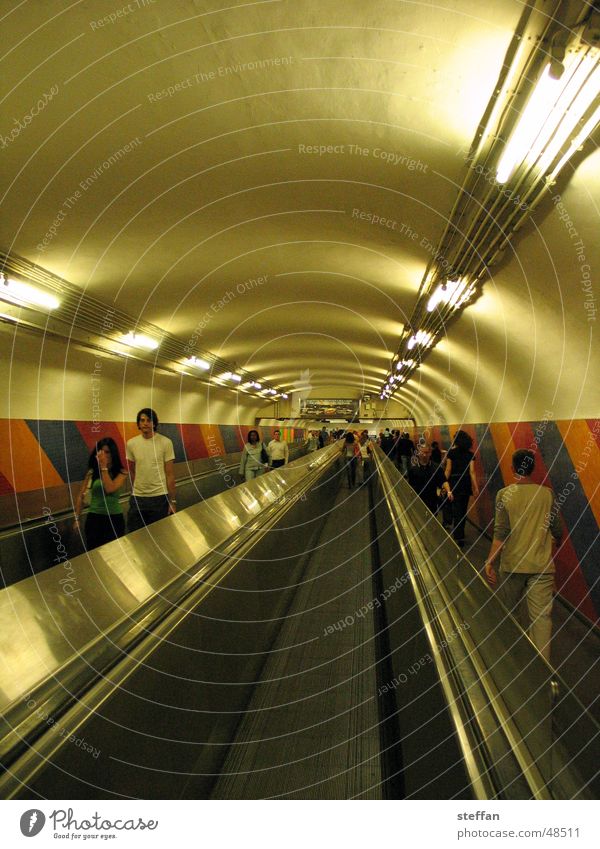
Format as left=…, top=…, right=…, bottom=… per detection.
left=89, top=476, right=123, bottom=515
left=493, top=483, right=561, bottom=574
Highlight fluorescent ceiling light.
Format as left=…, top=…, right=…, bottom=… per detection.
left=427, top=279, right=468, bottom=311
left=281, top=393, right=288, bottom=399
left=497, top=52, right=600, bottom=184
left=407, top=330, right=432, bottom=349
left=185, top=356, right=210, bottom=370
left=0, top=275, right=60, bottom=310
left=548, top=100, right=600, bottom=180
left=121, top=332, right=159, bottom=350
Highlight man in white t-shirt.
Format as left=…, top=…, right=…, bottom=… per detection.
left=126, top=408, right=176, bottom=532
left=267, top=429, right=289, bottom=468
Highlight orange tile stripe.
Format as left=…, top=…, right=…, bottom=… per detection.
left=200, top=424, right=225, bottom=456
left=556, top=419, right=600, bottom=528
left=0, top=419, right=63, bottom=492
left=488, top=422, right=517, bottom=487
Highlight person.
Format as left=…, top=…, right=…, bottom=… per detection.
left=484, top=449, right=562, bottom=662
left=357, top=432, right=373, bottom=486
left=408, top=443, right=453, bottom=514
left=267, top=429, right=289, bottom=468
left=342, top=431, right=360, bottom=487
left=390, top=429, right=401, bottom=463
left=74, top=438, right=128, bottom=550
left=380, top=428, right=395, bottom=457
left=430, top=441, right=443, bottom=464
left=397, top=432, right=415, bottom=475
left=239, top=429, right=268, bottom=481
left=445, top=429, right=479, bottom=547
left=318, top=426, right=329, bottom=448
left=126, top=408, right=176, bottom=532
left=305, top=430, right=318, bottom=453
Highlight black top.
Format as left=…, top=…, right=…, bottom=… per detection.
left=380, top=434, right=395, bottom=455
left=408, top=462, right=446, bottom=513
left=446, top=447, right=474, bottom=495
left=398, top=437, right=414, bottom=457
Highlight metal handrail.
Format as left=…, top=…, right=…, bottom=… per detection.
left=373, top=446, right=598, bottom=799
left=0, top=444, right=307, bottom=537
left=0, top=444, right=341, bottom=797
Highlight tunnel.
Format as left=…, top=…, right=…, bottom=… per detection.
left=0, top=0, right=599, bottom=809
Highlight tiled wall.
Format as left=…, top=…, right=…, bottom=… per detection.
left=0, top=419, right=303, bottom=495
left=421, top=419, right=600, bottom=623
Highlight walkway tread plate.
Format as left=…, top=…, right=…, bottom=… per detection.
left=211, top=486, right=384, bottom=799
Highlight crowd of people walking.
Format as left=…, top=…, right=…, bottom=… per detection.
left=73, top=415, right=562, bottom=660
left=372, top=427, right=479, bottom=549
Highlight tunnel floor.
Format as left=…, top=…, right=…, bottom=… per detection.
left=211, top=483, right=385, bottom=799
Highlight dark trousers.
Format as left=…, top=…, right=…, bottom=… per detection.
left=85, top=512, right=125, bottom=550
left=345, top=456, right=357, bottom=487
left=271, top=459, right=285, bottom=469
left=451, top=492, right=471, bottom=546
left=127, top=495, right=170, bottom=533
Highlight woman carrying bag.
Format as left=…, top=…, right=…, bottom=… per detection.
left=239, top=429, right=269, bottom=482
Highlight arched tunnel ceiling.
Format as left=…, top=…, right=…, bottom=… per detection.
left=1, top=0, right=598, bottom=418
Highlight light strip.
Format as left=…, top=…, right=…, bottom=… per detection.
left=0, top=275, right=60, bottom=310
left=407, top=329, right=433, bottom=350
left=497, top=51, right=600, bottom=184
left=548, top=102, right=600, bottom=179
left=184, top=356, right=210, bottom=370
left=427, top=279, right=467, bottom=312
left=121, top=332, right=159, bottom=350
left=497, top=63, right=564, bottom=184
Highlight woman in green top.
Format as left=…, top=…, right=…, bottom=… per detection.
left=74, top=438, right=128, bottom=550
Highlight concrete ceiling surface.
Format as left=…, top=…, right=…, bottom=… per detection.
left=1, top=1, right=598, bottom=418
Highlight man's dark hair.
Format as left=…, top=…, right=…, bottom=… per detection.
left=136, top=408, right=159, bottom=431
left=513, top=448, right=535, bottom=476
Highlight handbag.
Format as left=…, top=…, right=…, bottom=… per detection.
left=260, top=444, right=269, bottom=465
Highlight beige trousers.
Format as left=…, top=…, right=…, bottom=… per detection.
left=498, top=571, right=554, bottom=662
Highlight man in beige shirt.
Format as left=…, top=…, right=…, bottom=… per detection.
left=267, top=429, right=289, bottom=469
left=485, top=449, right=562, bottom=661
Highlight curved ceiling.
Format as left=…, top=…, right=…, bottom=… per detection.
left=1, top=0, right=598, bottom=422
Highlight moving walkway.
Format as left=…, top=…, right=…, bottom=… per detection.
left=0, top=444, right=305, bottom=587
left=0, top=446, right=597, bottom=799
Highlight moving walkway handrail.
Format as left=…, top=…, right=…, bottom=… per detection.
left=373, top=447, right=599, bottom=799
left=0, top=445, right=340, bottom=796
left=0, top=444, right=306, bottom=537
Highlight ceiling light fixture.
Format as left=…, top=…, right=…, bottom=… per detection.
left=497, top=51, right=600, bottom=185
left=426, top=279, right=468, bottom=312
left=121, top=332, right=159, bottom=350
left=184, top=356, right=210, bottom=370
left=407, top=330, right=433, bottom=350
left=0, top=273, right=60, bottom=311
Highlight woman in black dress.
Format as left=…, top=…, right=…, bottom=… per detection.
left=445, top=430, right=479, bottom=547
